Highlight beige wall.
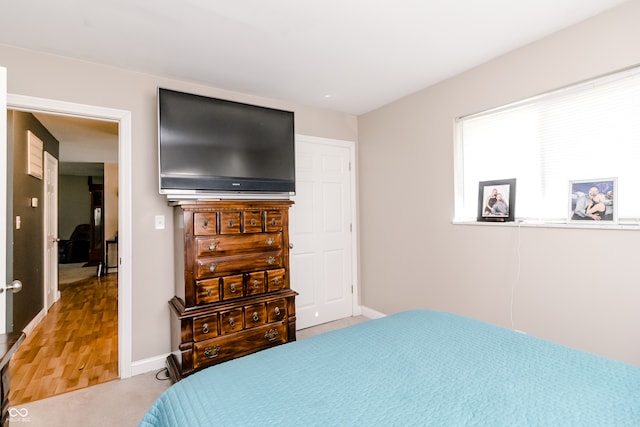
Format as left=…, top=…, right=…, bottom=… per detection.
left=358, top=0, right=640, bottom=366
left=0, top=44, right=357, bottom=363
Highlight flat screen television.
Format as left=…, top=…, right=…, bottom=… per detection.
left=157, top=88, right=295, bottom=199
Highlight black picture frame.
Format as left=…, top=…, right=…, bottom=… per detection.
left=477, top=179, right=516, bottom=222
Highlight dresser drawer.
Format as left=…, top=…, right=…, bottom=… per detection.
left=243, top=211, right=263, bottom=233
left=220, top=308, right=244, bottom=335
left=193, top=313, right=218, bottom=342
left=267, top=268, right=287, bottom=292
left=244, top=303, right=267, bottom=329
left=195, top=233, right=282, bottom=257
left=219, top=212, right=241, bottom=234
left=192, top=323, right=288, bottom=370
left=221, top=274, right=244, bottom=301
left=246, top=271, right=266, bottom=296
left=193, top=213, right=217, bottom=235
left=195, top=238, right=222, bottom=257
left=265, top=210, right=283, bottom=232
left=195, top=278, right=220, bottom=305
left=192, top=340, right=227, bottom=369
left=266, top=299, right=287, bottom=323
left=195, top=251, right=283, bottom=279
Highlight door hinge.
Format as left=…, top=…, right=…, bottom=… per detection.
left=350, top=223, right=352, bottom=232
left=351, top=285, right=354, bottom=294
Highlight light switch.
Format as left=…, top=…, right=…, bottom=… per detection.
left=155, top=215, right=165, bottom=230
left=16, top=216, right=21, bottom=230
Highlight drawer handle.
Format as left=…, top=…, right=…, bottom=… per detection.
left=273, top=277, right=280, bottom=285
left=203, top=219, right=210, bottom=228
left=229, top=317, right=235, bottom=327
left=265, top=328, right=278, bottom=342
left=228, top=219, right=234, bottom=227
left=252, top=279, right=259, bottom=288
left=271, top=218, right=277, bottom=226
left=274, top=306, right=281, bottom=316
left=208, top=242, right=218, bottom=251
left=204, top=345, right=220, bottom=359
left=250, top=218, right=257, bottom=226
left=266, top=256, right=276, bottom=265
left=206, top=288, right=212, bottom=297
left=202, top=323, right=209, bottom=334
left=229, top=283, right=237, bottom=293
left=252, top=312, right=259, bottom=322
left=265, top=237, right=274, bottom=246
left=208, top=263, right=218, bottom=273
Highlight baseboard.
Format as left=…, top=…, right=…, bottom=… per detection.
left=359, top=306, right=386, bottom=319
left=131, top=354, right=170, bottom=377
left=21, top=308, right=46, bottom=336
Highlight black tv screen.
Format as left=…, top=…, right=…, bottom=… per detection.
left=158, top=88, right=295, bottom=198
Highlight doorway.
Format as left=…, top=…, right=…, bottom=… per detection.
left=6, top=93, right=133, bottom=389
left=8, top=110, right=120, bottom=402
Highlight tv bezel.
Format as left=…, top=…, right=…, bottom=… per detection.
left=157, top=87, right=295, bottom=200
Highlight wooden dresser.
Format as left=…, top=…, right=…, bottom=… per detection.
left=166, top=200, right=297, bottom=381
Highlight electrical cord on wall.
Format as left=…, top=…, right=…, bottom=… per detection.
left=510, top=220, right=523, bottom=331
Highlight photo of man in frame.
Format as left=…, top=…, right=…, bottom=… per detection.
left=477, top=178, right=516, bottom=222
left=570, top=179, right=616, bottom=222
left=482, top=184, right=511, bottom=218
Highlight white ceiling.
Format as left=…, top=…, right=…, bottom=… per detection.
left=0, top=0, right=629, bottom=117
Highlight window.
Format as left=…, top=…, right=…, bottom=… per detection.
left=455, top=66, right=640, bottom=224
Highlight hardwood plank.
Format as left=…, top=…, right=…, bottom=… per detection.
left=9, top=273, right=118, bottom=404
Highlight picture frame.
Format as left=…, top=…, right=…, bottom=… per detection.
left=477, top=179, right=516, bottom=222
left=27, top=130, right=44, bottom=180
left=568, top=178, right=617, bottom=223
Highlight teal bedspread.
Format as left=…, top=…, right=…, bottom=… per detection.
left=140, top=310, right=640, bottom=426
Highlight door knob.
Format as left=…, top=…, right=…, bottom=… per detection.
left=1, top=280, right=23, bottom=294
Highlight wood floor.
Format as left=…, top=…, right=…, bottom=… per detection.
left=9, top=272, right=118, bottom=404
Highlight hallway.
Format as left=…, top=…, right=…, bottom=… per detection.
left=9, top=272, right=118, bottom=404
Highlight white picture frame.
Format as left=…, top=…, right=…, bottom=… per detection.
left=27, top=130, right=44, bottom=180
left=568, top=178, right=617, bottom=223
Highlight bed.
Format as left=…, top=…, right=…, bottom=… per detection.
left=140, top=310, right=640, bottom=426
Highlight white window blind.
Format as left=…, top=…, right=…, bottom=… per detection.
left=456, top=66, right=640, bottom=223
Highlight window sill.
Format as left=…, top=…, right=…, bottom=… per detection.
left=452, top=219, right=640, bottom=231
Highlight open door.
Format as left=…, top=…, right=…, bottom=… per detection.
left=1, top=67, right=24, bottom=333
left=44, top=151, right=59, bottom=310
left=1, top=66, right=8, bottom=333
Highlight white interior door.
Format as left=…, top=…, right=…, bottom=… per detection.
left=44, top=151, right=59, bottom=310
left=0, top=66, right=8, bottom=333
left=290, top=135, right=355, bottom=329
